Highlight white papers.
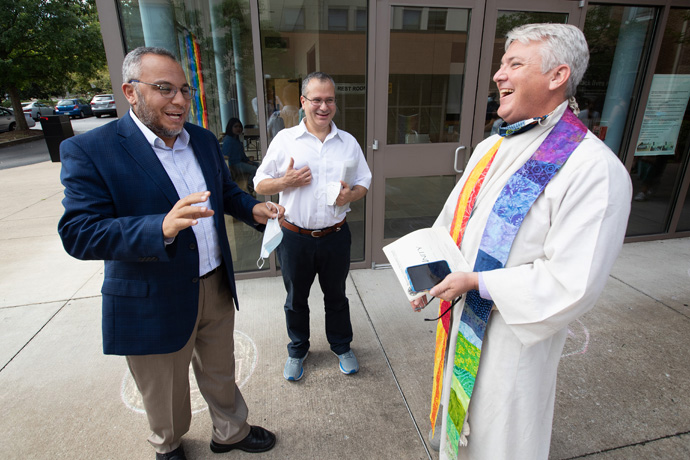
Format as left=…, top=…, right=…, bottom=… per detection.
left=328, top=159, right=358, bottom=216
left=326, top=182, right=341, bottom=205
left=383, top=227, right=471, bottom=301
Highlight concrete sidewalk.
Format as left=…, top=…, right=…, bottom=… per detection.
left=1, top=161, right=689, bottom=460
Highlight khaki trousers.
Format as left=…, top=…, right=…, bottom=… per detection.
left=126, top=267, right=250, bottom=454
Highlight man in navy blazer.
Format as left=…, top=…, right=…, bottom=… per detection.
left=58, top=47, right=282, bottom=460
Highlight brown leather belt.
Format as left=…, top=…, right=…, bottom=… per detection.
left=283, top=218, right=345, bottom=238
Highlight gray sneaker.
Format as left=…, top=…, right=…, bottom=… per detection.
left=335, top=350, right=359, bottom=374
left=283, top=352, right=308, bottom=381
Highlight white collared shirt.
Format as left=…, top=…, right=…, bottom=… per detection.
left=254, top=120, right=372, bottom=229
left=130, top=109, right=222, bottom=276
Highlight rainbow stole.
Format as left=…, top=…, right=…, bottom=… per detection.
left=429, top=138, right=503, bottom=432
left=439, top=109, right=587, bottom=459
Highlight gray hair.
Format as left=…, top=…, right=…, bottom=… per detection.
left=505, top=23, right=589, bottom=98
left=122, top=47, right=178, bottom=84
left=301, top=72, right=335, bottom=97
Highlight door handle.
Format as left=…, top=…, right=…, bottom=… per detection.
left=454, top=146, right=466, bottom=174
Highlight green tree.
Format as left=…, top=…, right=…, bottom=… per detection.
left=0, top=0, right=106, bottom=130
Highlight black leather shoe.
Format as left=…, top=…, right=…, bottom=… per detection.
left=156, top=445, right=187, bottom=460
left=210, top=425, right=276, bottom=453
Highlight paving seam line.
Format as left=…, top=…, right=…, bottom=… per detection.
left=0, top=299, right=70, bottom=374
left=350, top=273, right=433, bottom=460
left=560, top=430, right=690, bottom=459
left=609, top=275, right=690, bottom=320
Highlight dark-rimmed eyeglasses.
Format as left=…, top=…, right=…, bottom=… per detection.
left=302, top=96, right=336, bottom=107
left=128, top=80, right=197, bottom=100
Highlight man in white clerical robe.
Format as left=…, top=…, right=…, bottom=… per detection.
left=411, top=24, right=632, bottom=460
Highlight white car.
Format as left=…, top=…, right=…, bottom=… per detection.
left=22, top=101, right=53, bottom=120
left=90, top=94, right=117, bottom=118
left=0, top=107, right=36, bottom=132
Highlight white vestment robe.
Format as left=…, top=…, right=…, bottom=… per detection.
left=434, top=102, right=632, bottom=460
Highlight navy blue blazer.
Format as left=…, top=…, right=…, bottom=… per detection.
left=58, top=113, right=261, bottom=356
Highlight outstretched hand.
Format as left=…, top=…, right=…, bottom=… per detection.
left=162, top=191, right=215, bottom=239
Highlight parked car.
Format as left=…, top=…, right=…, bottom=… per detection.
left=54, top=99, right=93, bottom=118
left=0, top=107, right=36, bottom=132
left=90, top=94, right=117, bottom=118
left=22, top=101, right=53, bottom=120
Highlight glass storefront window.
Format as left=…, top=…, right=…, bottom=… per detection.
left=632, top=7, right=690, bottom=235
left=258, top=0, right=368, bottom=261
left=580, top=5, right=657, bottom=159
left=387, top=7, right=470, bottom=145
left=116, top=0, right=265, bottom=272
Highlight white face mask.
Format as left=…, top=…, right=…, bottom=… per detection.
left=257, top=213, right=283, bottom=269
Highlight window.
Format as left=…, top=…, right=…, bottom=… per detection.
left=329, top=8, right=348, bottom=31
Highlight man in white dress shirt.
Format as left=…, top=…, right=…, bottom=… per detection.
left=254, top=72, right=372, bottom=381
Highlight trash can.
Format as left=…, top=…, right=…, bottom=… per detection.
left=39, top=115, right=74, bottom=162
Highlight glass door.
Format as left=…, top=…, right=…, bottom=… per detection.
left=255, top=0, right=369, bottom=270
left=370, top=0, right=484, bottom=264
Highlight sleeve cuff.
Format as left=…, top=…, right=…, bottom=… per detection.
left=478, top=272, right=493, bottom=300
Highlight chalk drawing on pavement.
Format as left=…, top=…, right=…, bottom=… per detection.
left=562, top=319, right=590, bottom=358
left=120, top=330, right=258, bottom=415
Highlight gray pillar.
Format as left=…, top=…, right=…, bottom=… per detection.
left=231, top=17, right=247, bottom=124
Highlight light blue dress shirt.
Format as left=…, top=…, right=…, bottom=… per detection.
left=130, top=110, right=222, bottom=276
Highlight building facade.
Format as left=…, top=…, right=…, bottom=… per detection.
left=95, top=0, right=690, bottom=277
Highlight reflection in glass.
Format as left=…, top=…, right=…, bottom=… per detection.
left=628, top=8, right=690, bottom=235
left=483, top=12, right=568, bottom=139
left=387, top=7, right=470, bottom=145
left=580, top=6, right=656, bottom=157
left=384, top=176, right=456, bottom=239
left=116, top=0, right=264, bottom=272
left=259, top=0, right=368, bottom=261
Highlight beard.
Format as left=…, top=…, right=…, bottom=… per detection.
left=133, top=87, right=186, bottom=139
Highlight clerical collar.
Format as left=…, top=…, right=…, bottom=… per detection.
left=498, top=113, right=550, bottom=137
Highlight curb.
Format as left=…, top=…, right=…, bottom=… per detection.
left=0, top=134, right=46, bottom=149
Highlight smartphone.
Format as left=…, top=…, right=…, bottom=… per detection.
left=405, top=260, right=451, bottom=293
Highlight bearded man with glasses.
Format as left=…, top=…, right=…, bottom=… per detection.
left=58, top=47, right=283, bottom=460
left=255, top=71, right=372, bottom=382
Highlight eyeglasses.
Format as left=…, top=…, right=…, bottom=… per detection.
left=303, top=96, right=336, bottom=107
left=128, top=80, right=197, bottom=100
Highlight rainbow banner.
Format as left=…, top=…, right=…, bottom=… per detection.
left=183, top=30, right=208, bottom=129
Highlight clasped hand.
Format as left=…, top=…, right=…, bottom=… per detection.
left=409, top=271, right=479, bottom=312
left=335, top=180, right=354, bottom=207
left=252, top=200, right=285, bottom=226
